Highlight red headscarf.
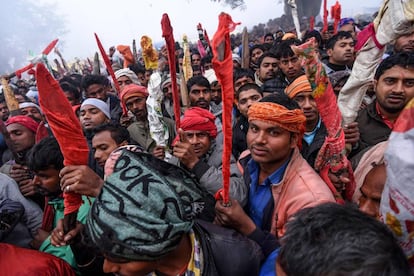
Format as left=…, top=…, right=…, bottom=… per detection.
left=180, top=107, right=217, bottom=138
left=5, top=115, right=39, bottom=133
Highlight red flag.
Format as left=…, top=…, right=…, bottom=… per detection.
left=94, top=33, right=121, bottom=95
left=36, top=63, right=89, bottom=232
left=310, top=16, right=315, bottom=30
left=322, top=0, right=328, bottom=33
left=331, top=1, right=342, bottom=35
left=211, top=13, right=240, bottom=205
left=14, top=38, right=59, bottom=79
left=161, top=14, right=181, bottom=131
left=291, top=38, right=355, bottom=203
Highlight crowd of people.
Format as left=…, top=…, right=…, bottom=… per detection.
left=0, top=4, right=413, bottom=275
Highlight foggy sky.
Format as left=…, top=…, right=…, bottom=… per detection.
left=16, top=0, right=382, bottom=70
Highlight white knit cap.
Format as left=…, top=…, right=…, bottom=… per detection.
left=81, top=98, right=111, bottom=119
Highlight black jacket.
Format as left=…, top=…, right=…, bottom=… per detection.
left=301, top=122, right=328, bottom=169
left=351, top=101, right=391, bottom=157
left=108, top=94, right=122, bottom=124
left=232, top=115, right=249, bottom=160
left=193, top=220, right=264, bottom=276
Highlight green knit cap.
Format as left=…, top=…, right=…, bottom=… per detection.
left=86, top=147, right=210, bottom=261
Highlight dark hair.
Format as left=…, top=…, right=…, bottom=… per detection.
left=0, top=95, right=5, bottom=104
left=250, top=44, right=266, bottom=56
left=128, top=64, right=146, bottom=75
left=259, top=93, right=300, bottom=110
left=69, top=74, right=83, bottom=88
left=81, top=74, right=110, bottom=91
left=201, top=55, right=212, bottom=67
left=92, top=123, right=130, bottom=145
left=302, top=30, right=323, bottom=48
left=233, top=68, right=255, bottom=84
left=257, top=52, right=278, bottom=67
left=60, top=82, right=81, bottom=101
left=191, top=51, right=201, bottom=59
left=374, top=52, right=414, bottom=80
left=236, top=83, right=263, bottom=100
left=59, top=76, right=81, bottom=90
left=326, top=31, right=353, bottom=50
left=186, top=75, right=210, bottom=92
left=264, top=33, right=274, bottom=40
left=273, top=40, right=300, bottom=59
left=27, top=137, right=64, bottom=171
left=278, top=203, right=410, bottom=276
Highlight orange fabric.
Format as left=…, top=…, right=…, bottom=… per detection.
left=285, top=75, right=312, bottom=99
left=119, top=84, right=148, bottom=115
left=248, top=102, right=306, bottom=134
left=0, top=243, right=76, bottom=275
left=117, top=45, right=135, bottom=68
left=282, top=33, right=297, bottom=40
left=36, top=63, right=89, bottom=218
left=211, top=13, right=240, bottom=204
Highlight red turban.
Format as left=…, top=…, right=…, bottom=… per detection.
left=119, top=84, right=149, bottom=115
left=5, top=115, right=40, bottom=133
left=180, top=107, right=218, bottom=138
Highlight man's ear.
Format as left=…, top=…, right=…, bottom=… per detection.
left=327, top=48, right=333, bottom=57
left=290, top=133, right=299, bottom=149
left=120, top=140, right=129, bottom=147
left=373, top=79, right=378, bottom=94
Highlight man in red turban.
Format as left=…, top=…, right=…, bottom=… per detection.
left=2, top=115, right=42, bottom=206
left=172, top=107, right=246, bottom=205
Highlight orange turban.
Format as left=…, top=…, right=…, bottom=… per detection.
left=180, top=107, right=217, bottom=139
left=119, top=84, right=149, bottom=115
left=248, top=102, right=306, bottom=134
left=285, top=75, right=312, bottom=99
left=282, top=33, right=297, bottom=40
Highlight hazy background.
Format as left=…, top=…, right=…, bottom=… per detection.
left=1, top=0, right=381, bottom=74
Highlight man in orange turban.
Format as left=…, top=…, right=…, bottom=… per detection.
left=285, top=75, right=328, bottom=169
left=215, top=93, right=334, bottom=245
left=119, top=84, right=175, bottom=159
left=172, top=107, right=246, bottom=205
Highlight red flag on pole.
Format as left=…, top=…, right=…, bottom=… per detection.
left=310, top=16, right=315, bottom=30
left=322, top=0, right=328, bottom=33
left=211, top=13, right=240, bottom=205
left=36, top=63, right=89, bottom=233
left=331, top=1, right=342, bottom=35
left=94, top=33, right=121, bottom=95
left=161, top=14, right=181, bottom=131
